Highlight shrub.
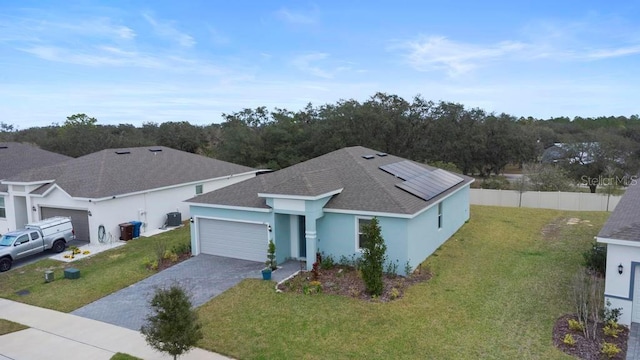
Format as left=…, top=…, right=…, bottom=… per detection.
left=360, top=218, right=387, bottom=296
left=143, top=257, right=158, bottom=271
left=265, top=239, right=277, bottom=270
left=567, top=319, right=584, bottom=332
left=583, top=243, right=606, bottom=276
left=479, top=176, right=510, bottom=190
left=603, top=300, right=623, bottom=324
left=320, top=253, right=335, bottom=270
left=404, top=261, right=413, bottom=277
left=390, top=287, right=400, bottom=300
left=601, top=342, right=621, bottom=358
left=563, top=333, right=576, bottom=346
left=603, top=321, right=622, bottom=338
left=384, top=259, right=399, bottom=275
left=171, top=242, right=191, bottom=255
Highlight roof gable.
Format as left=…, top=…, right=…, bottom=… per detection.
left=188, top=146, right=473, bottom=215
left=5, top=146, right=256, bottom=199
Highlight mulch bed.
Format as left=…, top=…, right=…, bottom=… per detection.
left=277, top=265, right=431, bottom=302
left=553, top=314, right=628, bottom=360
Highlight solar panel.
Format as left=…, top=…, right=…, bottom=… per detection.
left=379, top=160, right=429, bottom=180
left=395, top=169, right=464, bottom=201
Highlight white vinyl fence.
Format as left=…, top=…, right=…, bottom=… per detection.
left=470, top=189, right=622, bottom=212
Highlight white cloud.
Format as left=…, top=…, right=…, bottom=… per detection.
left=275, top=7, right=318, bottom=25
left=142, top=12, right=195, bottom=47
left=397, top=36, right=526, bottom=76
left=291, top=52, right=335, bottom=78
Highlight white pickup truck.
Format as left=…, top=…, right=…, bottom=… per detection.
left=0, top=217, right=75, bottom=272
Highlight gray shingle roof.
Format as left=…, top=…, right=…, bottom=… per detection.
left=0, top=142, right=72, bottom=192
left=188, top=146, right=473, bottom=215
left=4, top=146, right=256, bottom=199
left=598, top=178, right=640, bottom=242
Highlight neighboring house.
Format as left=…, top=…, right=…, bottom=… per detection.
left=0, top=142, right=72, bottom=233
left=541, top=142, right=598, bottom=165
left=597, top=177, right=640, bottom=325
left=187, top=146, right=474, bottom=274
left=1, top=146, right=258, bottom=244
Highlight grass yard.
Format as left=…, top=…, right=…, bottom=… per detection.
left=0, top=318, right=28, bottom=335
left=0, top=225, right=190, bottom=313
left=196, top=206, right=610, bottom=359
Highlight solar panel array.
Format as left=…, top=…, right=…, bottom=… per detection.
left=380, top=161, right=464, bottom=201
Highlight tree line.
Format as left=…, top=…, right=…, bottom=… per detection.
left=2, top=93, right=639, bottom=191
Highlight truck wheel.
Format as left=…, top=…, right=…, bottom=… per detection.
left=0, top=257, right=11, bottom=272
left=52, top=240, right=66, bottom=253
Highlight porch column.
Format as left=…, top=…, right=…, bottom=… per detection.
left=305, top=217, right=318, bottom=271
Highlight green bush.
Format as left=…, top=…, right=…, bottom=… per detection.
left=567, top=319, right=584, bottom=332
left=360, top=218, right=387, bottom=296
left=583, top=243, right=606, bottom=276
left=601, top=342, right=621, bottom=358
left=320, top=253, right=335, bottom=270
left=563, top=333, right=576, bottom=346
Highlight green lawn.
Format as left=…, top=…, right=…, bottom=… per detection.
left=196, top=206, right=610, bottom=359
left=0, top=225, right=190, bottom=312
left=0, top=318, right=28, bottom=335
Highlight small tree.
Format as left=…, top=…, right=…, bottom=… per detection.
left=141, top=284, right=203, bottom=360
left=266, top=239, right=277, bottom=270
left=361, top=217, right=387, bottom=296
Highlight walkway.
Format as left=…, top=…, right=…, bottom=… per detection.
left=628, top=323, right=640, bottom=360
left=72, top=255, right=302, bottom=330
left=0, top=298, right=229, bottom=360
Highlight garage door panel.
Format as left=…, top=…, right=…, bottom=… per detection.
left=198, top=219, right=267, bottom=262
left=41, top=207, right=90, bottom=241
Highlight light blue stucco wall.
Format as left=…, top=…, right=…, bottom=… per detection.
left=274, top=213, right=291, bottom=264
left=317, top=212, right=409, bottom=273
left=407, top=185, right=470, bottom=272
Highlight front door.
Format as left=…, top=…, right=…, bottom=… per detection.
left=299, top=216, right=306, bottom=258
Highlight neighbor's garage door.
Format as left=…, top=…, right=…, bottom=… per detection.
left=41, top=207, right=90, bottom=241
left=198, top=219, right=268, bottom=262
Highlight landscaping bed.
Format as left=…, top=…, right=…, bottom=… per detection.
left=277, top=265, right=431, bottom=301
left=553, top=314, right=628, bottom=360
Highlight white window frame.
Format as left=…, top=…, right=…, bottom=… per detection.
left=195, top=184, right=203, bottom=195
left=437, top=202, right=443, bottom=229
left=355, top=216, right=373, bottom=251
left=0, top=197, right=5, bottom=218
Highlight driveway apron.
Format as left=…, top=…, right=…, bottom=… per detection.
left=72, top=254, right=265, bottom=331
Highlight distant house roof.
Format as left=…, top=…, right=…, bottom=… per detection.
left=3, top=146, right=257, bottom=199
left=542, top=142, right=598, bottom=164
left=598, top=178, right=640, bottom=242
left=188, top=146, right=474, bottom=215
left=0, top=142, right=72, bottom=192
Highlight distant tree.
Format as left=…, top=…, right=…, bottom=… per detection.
left=141, top=284, right=203, bottom=360
left=523, top=163, right=575, bottom=192
left=360, top=217, right=387, bottom=296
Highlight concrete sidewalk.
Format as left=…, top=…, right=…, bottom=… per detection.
left=0, top=299, right=230, bottom=360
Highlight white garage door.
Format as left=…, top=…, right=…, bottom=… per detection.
left=633, top=266, right=640, bottom=323
left=198, top=219, right=268, bottom=262
left=41, top=207, right=90, bottom=241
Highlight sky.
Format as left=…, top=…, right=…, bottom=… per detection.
left=1, top=1, right=639, bottom=129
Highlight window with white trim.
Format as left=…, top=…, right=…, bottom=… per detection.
left=437, top=202, right=443, bottom=229
left=195, top=184, right=203, bottom=195
left=357, top=217, right=372, bottom=250
left=0, top=197, right=5, bottom=218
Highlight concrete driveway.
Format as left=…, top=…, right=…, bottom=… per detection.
left=72, top=254, right=300, bottom=330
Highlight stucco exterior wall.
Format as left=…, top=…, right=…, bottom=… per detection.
left=603, top=243, right=640, bottom=325
left=407, top=186, right=471, bottom=272
left=27, top=173, right=255, bottom=244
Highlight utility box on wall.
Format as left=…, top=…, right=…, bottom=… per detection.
left=167, top=212, right=182, bottom=227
